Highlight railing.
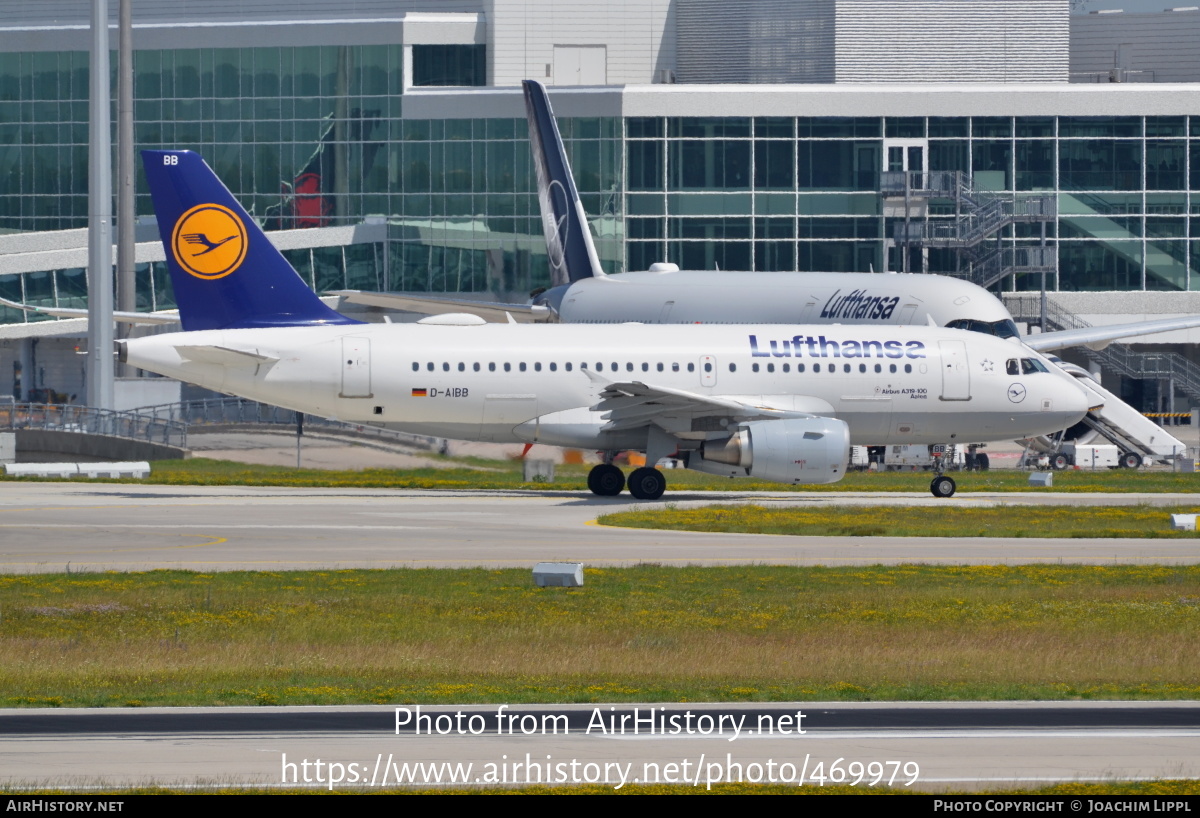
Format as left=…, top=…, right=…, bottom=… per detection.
left=0, top=403, right=189, bottom=448
left=0, top=398, right=444, bottom=454
left=884, top=169, right=1057, bottom=286
left=131, top=398, right=442, bottom=451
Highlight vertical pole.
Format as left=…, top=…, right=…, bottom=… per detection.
left=296, top=413, right=303, bottom=469
left=87, top=0, right=114, bottom=410
left=116, top=0, right=135, bottom=372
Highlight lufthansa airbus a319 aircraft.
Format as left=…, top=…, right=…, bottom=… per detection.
left=123, top=150, right=1091, bottom=499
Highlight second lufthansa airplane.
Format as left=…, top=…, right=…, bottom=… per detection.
left=123, top=150, right=1091, bottom=499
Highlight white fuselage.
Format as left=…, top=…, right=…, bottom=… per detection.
left=553, top=271, right=1015, bottom=330
left=124, top=322, right=1088, bottom=451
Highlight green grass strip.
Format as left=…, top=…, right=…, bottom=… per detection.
left=2, top=565, right=1199, bottom=707
left=3, top=457, right=1200, bottom=493
left=598, top=503, right=1200, bottom=538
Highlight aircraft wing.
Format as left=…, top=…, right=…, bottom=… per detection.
left=1024, top=315, right=1200, bottom=352
left=590, top=376, right=813, bottom=433
left=0, top=297, right=180, bottom=325
left=330, top=290, right=549, bottom=323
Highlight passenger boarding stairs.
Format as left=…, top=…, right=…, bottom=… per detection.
left=882, top=171, right=1056, bottom=288
left=1006, top=294, right=1196, bottom=464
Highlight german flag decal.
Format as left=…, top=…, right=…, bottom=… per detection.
left=411, top=388, right=428, bottom=397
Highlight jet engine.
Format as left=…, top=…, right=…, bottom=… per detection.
left=692, top=417, right=850, bottom=484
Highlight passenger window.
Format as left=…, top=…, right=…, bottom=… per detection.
left=443, top=363, right=450, bottom=372
left=814, top=363, right=821, bottom=373
left=504, top=363, right=511, bottom=372
left=642, top=363, right=649, bottom=372
left=535, top=362, right=542, bottom=372
left=488, top=363, right=496, bottom=372
left=549, top=363, right=556, bottom=372
left=889, top=364, right=897, bottom=373
left=427, top=362, right=434, bottom=371
left=458, top=362, right=465, bottom=372
left=843, top=364, right=851, bottom=373
left=473, top=363, right=480, bottom=372
left=687, top=363, right=695, bottom=372
left=627, top=362, right=634, bottom=372
left=859, top=364, right=866, bottom=373
left=729, top=363, right=737, bottom=372
left=782, top=363, right=789, bottom=373
left=565, top=363, right=572, bottom=371
left=704, top=362, right=712, bottom=373
left=412, top=362, right=418, bottom=372
left=519, top=363, right=527, bottom=372
left=767, top=363, right=775, bottom=373
left=798, top=364, right=805, bottom=373
left=657, top=363, right=664, bottom=372
left=672, top=363, right=680, bottom=372
left=874, top=364, right=881, bottom=373
left=596, top=363, right=604, bottom=371
left=752, top=363, right=760, bottom=373
left=904, top=364, right=912, bottom=373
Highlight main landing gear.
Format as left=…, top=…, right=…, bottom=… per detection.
left=586, top=464, right=667, bottom=500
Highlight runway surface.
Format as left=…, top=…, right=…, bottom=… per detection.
left=0, top=483, right=1198, bottom=572
left=3, top=702, right=1198, bottom=790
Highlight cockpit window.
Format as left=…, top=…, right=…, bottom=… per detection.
left=947, top=318, right=1021, bottom=339
left=1009, top=357, right=1047, bottom=374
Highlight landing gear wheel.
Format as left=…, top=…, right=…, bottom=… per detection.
left=1120, top=452, right=1143, bottom=469
left=1051, top=453, right=1070, bottom=470
left=977, top=453, right=990, bottom=472
left=627, top=467, right=666, bottom=501
left=587, top=464, right=626, bottom=496
left=930, top=475, right=956, bottom=498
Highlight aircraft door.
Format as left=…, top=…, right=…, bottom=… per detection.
left=938, top=340, right=970, bottom=401
left=340, top=336, right=372, bottom=398
left=700, top=356, right=717, bottom=387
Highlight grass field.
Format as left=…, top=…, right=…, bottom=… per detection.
left=3, top=456, right=1200, bottom=494
left=2, top=564, right=1198, bottom=708
left=598, top=503, right=1200, bottom=538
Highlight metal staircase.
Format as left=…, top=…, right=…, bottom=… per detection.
left=1005, top=293, right=1200, bottom=405
left=882, top=170, right=1057, bottom=287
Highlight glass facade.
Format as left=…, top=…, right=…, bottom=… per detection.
left=2, top=42, right=1199, bottom=328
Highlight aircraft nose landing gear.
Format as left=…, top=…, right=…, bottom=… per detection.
left=930, top=474, right=956, bottom=498
left=929, top=444, right=957, bottom=498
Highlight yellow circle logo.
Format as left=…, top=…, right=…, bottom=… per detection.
left=171, top=204, right=248, bottom=280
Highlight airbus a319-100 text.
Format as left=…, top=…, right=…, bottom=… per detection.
left=121, top=150, right=1091, bottom=499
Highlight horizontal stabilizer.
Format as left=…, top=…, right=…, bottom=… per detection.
left=331, top=290, right=548, bottom=323
left=175, top=344, right=278, bottom=367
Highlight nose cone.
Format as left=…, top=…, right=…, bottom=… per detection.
left=1053, top=370, right=1092, bottom=428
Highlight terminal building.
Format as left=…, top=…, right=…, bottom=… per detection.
left=0, top=0, right=1198, bottom=414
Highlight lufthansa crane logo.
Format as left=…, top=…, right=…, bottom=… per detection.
left=171, top=204, right=248, bottom=280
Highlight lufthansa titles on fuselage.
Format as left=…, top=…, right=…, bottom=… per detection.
left=749, top=334, right=926, bottom=360
left=819, top=289, right=900, bottom=321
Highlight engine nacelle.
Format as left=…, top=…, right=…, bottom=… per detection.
left=695, top=417, right=850, bottom=485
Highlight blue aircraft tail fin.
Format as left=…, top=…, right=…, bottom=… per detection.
left=522, top=80, right=606, bottom=285
left=141, top=149, right=360, bottom=331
